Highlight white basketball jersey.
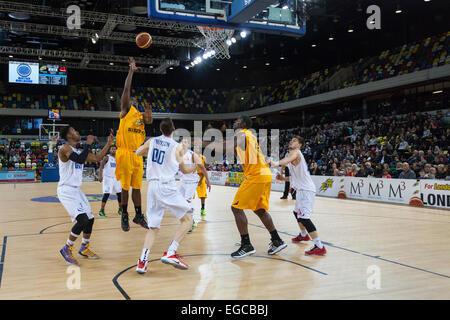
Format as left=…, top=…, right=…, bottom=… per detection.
left=103, top=154, right=117, bottom=178
left=146, top=135, right=179, bottom=181
left=180, top=150, right=199, bottom=183
left=58, top=146, right=84, bottom=188
left=287, top=149, right=316, bottom=193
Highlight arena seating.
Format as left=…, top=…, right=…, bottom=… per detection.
left=0, top=33, right=447, bottom=114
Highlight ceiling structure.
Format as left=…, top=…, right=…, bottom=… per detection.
left=0, top=0, right=448, bottom=88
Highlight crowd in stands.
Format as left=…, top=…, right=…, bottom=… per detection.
left=1, top=33, right=448, bottom=115
left=0, top=139, right=50, bottom=179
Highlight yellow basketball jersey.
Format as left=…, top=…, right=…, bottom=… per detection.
left=116, top=105, right=145, bottom=150
left=197, top=154, right=206, bottom=177
left=236, top=129, right=272, bottom=183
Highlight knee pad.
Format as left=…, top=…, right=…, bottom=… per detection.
left=72, top=213, right=90, bottom=235
left=297, top=218, right=317, bottom=233
left=83, top=217, right=94, bottom=234
left=102, top=193, right=110, bottom=203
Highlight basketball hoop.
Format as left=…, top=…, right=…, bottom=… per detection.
left=197, top=26, right=235, bottom=59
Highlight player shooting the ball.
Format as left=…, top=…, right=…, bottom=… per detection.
left=115, top=57, right=153, bottom=232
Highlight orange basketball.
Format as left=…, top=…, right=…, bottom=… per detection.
left=136, top=32, right=152, bottom=49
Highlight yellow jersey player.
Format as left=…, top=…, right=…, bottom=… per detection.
left=115, top=57, right=153, bottom=232
left=195, top=146, right=208, bottom=217
left=204, top=116, right=287, bottom=259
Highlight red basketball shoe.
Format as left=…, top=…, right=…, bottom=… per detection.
left=292, top=234, right=311, bottom=243
left=305, top=245, right=327, bottom=256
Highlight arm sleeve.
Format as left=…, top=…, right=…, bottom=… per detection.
left=68, top=144, right=90, bottom=164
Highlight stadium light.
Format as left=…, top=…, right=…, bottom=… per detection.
left=226, top=39, right=232, bottom=46
left=348, top=27, right=354, bottom=33
left=231, top=37, right=236, bottom=43
left=240, top=31, right=247, bottom=38
left=185, top=66, right=189, bottom=70
left=395, top=4, right=402, bottom=13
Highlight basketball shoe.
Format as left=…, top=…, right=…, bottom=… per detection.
left=98, top=208, right=107, bottom=218
left=133, top=214, right=149, bottom=229
left=78, top=243, right=99, bottom=259
left=60, top=244, right=79, bottom=265
left=136, top=259, right=148, bottom=274
left=305, top=245, right=327, bottom=256
left=231, top=244, right=256, bottom=259
left=292, top=234, right=311, bottom=243
left=268, top=239, right=287, bottom=255
left=121, top=212, right=130, bottom=232
left=200, top=208, right=206, bottom=216
left=118, top=208, right=123, bottom=215
left=161, top=252, right=189, bottom=269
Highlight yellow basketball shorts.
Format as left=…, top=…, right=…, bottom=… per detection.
left=115, top=148, right=143, bottom=191
left=232, top=180, right=271, bottom=212
left=196, top=179, right=208, bottom=199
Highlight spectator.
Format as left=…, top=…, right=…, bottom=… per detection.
left=382, top=169, right=392, bottom=179
left=398, top=162, right=416, bottom=179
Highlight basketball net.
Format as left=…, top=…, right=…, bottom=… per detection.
left=197, top=26, right=235, bottom=59
left=49, top=136, right=58, bottom=153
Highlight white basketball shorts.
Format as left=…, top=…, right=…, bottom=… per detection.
left=294, top=190, right=316, bottom=219
left=102, top=176, right=122, bottom=194
left=57, top=185, right=94, bottom=222
left=179, top=181, right=198, bottom=210
left=146, top=180, right=193, bottom=229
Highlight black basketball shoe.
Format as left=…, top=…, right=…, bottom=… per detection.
left=268, top=239, right=287, bottom=255
left=121, top=213, right=130, bottom=232
left=231, top=244, right=256, bottom=259
left=133, top=214, right=149, bottom=229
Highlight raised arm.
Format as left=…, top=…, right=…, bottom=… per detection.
left=98, top=155, right=108, bottom=183
left=121, top=57, right=138, bottom=117
left=269, top=151, right=300, bottom=167
left=86, top=134, right=114, bottom=163
left=136, top=138, right=151, bottom=157
left=143, top=101, right=153, bottom=125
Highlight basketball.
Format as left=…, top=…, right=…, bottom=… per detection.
left=136, top=32, right=152, bottom=49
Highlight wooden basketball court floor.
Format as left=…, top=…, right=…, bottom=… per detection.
left=0, top=181, right=449, bottom=300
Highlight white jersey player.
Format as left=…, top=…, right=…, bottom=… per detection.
left=98, top=147, right=122, bottom=217
left=178, top=138, right=211, bottom=233
left=268, top=135, right=327, bottom=256
left=134, top=118, right=199, bottom=273
left=58, top=127, right=113, bottom=265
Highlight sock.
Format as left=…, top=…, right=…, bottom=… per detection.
left=66, top=239, right=74, bottom=246
left=270, top=230, right=282, bottom=242
left=82, top=238, right=90, bottom=245
left=312, top=238, right=323, bottom=249
left=241, top=234, right=251, bottom=245
left=140, top=248, right=150, bottom=262
left=135, top=206, right=142, bottom=217
left=201, top=203, right=205, bottom=210
left=300, top=229, right=308, bottom=237
left=167, top=240, right=179, bottom=257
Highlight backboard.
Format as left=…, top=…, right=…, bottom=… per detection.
left=147, top=0, right=307, bottom=37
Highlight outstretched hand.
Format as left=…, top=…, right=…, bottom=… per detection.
left=129, top=57, right=139, bottom=72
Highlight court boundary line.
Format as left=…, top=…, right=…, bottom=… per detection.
left=248, top=223, right=450, bottom=279
left=112, top=253, right=328, bottom=300
left=0, top=236, right=7, bottom=288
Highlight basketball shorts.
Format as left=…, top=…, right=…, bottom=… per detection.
left=294, top=189, right=316, bottom=219
left=179, top=181, right=198, bottom=211
left=115, top=148, right=143, bottom=191
left=57, top=185, right=94, bottom=222
left=146, top=180, right=193, bottom=229
left=232, top=180, right=271, bottom=212
left=102, top=176, right=122, bottom=195
left=196, top=178, right=208, bottom=198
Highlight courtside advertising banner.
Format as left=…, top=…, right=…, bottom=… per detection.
left=337, top=177, right=421, bottom=205
left=420, top=180, right=450, bottom=209
left=207, top=171, right=228, bottom=186
left=311, top=176, right=342, bottom=197
left=9, top=61, right=39, bottom=84
left=0, top=170, right=35, bottom=182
